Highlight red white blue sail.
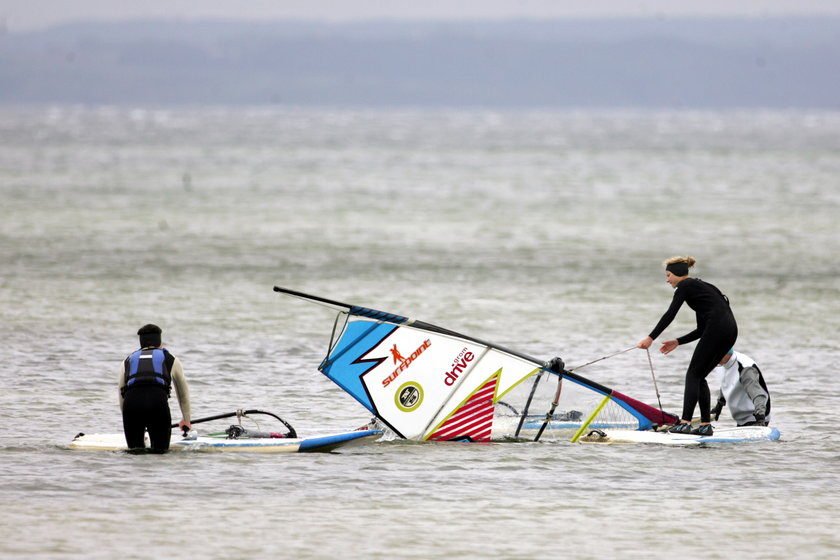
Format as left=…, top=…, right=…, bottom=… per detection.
left=274, top=286, right=677, bottom=442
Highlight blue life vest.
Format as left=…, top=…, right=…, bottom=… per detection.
left=123, top=348, right=172, bottom=395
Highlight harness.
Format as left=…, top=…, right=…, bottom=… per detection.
left=123, top=348, right=172, bottom=396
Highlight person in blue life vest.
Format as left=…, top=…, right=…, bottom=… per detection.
left=711, top=349, right=771, bottom=426
left=638, top=256, right=738, bottom=437
left=118, top=324, right=191, bottom=452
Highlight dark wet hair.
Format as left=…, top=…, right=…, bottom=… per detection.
left=137, top=324, right=162, bottom=348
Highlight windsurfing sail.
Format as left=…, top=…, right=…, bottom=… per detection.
left=274, top=286, right=678, bottom=442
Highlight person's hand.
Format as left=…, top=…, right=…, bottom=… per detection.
left=754, top=413, right=766, bottom=426
left=659, top=339, right=679, bottom=355
left=637, top=336, right=653, bottom=349
left=178, top=419, right=191, bottom=431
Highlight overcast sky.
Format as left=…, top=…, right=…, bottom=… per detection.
left=3, top=0, right=840, bottom=32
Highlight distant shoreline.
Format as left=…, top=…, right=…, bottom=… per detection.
left=2, top=18, right=839, bottom=109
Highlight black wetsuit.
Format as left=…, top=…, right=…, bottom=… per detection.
left=122, top=386, right=172, bottom=452
left=649, top=278, right=738, bottom=423
left=121, top=348, right=176, bottom=452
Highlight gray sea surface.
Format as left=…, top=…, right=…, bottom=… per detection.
left=1, top=106, right=839, bottom=559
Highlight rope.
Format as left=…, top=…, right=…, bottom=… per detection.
left=645, top=348, right=664, bottom=411
left=566, top=345, right=667, bottom=416
left=567, top=346, right=637, bottom=372
left=562, top=345, right=672, bottom=430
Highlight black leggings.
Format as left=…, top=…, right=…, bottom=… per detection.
left=681, top=320, right=737, bottom=423
left=122, top=386, right=172, bottom=452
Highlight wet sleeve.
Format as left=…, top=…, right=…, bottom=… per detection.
left=739, top=366, right=768, bottom=415
left=118, top=361, right=126, bottom=410
left=648, top=289, right=685, bottom=340
left=170, top=358, right=191, bottom=422
left=677, top=315, right=704, bottom=345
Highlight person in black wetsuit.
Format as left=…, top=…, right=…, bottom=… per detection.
left=637, top=256, right=737, bottom=436
left=118, top=324, right=191, bottom=452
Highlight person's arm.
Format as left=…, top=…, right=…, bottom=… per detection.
left=710, top=390, right=726, bottom=421
left=676, top=314, right=705, bottom=346
left=640, top=289, right=686, bottom=349
left=118, top=361, right=126, bottom=411
left=657, top=327, right=698, bottom=355
left=170, top=357, right=191, bottom=428
left=739, top=366, right=767, bottom=417
left=648, top=289, right=685, bottom=341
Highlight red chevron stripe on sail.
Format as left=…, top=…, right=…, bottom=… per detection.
left=427, top=376, right=498, bottom=442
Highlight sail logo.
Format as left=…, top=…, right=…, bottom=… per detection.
left=390, top=344, right=405, bottom=364
left=382, top=339, right=432, bottom=387
left=395, top=382, right=424, bottom=412
left=443, top=347, right=475, bottom=386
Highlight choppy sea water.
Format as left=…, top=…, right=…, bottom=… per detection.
left=1, top=106, right=839, bottom=559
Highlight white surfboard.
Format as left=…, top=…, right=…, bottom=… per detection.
left=578, top=425, right=780, bottom=446
left=69, top=429, right=382, bottom=453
